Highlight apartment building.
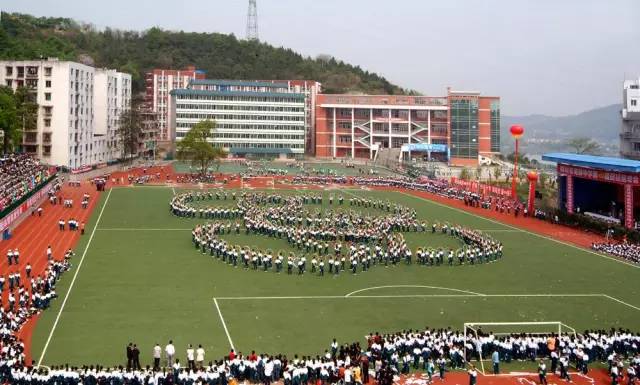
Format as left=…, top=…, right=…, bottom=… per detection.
left=0, top=58, right=131, bottom=168
left=621, top=78, right=640, bottom=160
left=144, top=66, right=206, bottom=144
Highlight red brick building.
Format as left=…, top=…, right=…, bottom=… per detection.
left=144, top=66, right=206, bottom=144
left=314, top=89, right=500, bottom=166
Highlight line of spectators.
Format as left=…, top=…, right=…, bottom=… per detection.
left=592, top=242, right=640, bottom=264
left=1, top=328, right=638, bottom=385
left=0, top=154, right=51, bottom=212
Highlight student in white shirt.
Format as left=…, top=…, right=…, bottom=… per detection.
left=186, top=344, right=195, bottom=371
left=165, top=340, right=175, bottom=367
left=196, top=345, right=205, bottom=369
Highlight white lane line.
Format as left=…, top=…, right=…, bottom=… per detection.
left=37, top=188, right=112, bottom=367
left=344, top=285, right=485, bottom=297
left=397, top=191, right=640, bottom=269
left=602, top=294, right=640, bottom=312
left=213, top=298, right=235, bottom=351
left=215, top=293, right=606, bottom=301
left=97, top=228, right=192, bottom=231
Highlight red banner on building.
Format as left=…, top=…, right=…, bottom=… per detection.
left=558, top=164, right=640, bottom=185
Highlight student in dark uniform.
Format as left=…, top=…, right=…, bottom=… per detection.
left=126, top=343, right=133, bottom=370
left=132, top=344, right=141, bottom=370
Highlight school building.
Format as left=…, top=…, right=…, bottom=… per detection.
left=314, top=89, right=500, bottom=166
left=170, top=79, right=310, bottom=158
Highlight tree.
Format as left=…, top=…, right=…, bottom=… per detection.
left=493, top=165, right=501, bottom=181
left=567, top=137, right=600, bottom=155
left=176, top=120, right=226, bottom=174
left=117, top=106, right=143, bottom=164
left=0, top=86, right=19, bottom=153
left=14, top=86, right=38, bottom=132
left=459, top=167, right=472, bottom=181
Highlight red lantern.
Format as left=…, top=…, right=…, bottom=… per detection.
left=527, top=171, right=538, bottom=182
left=510, top=125, right=524, bottom=139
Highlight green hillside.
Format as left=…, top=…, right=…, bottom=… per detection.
left=0, top=12, right=411, bottom=95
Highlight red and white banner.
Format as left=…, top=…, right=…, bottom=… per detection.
left=0, top=179, right=55, bottom=232
left=449, top=177, right=511, bottom=198
left=71, top=165, right=93, bottom=174
left=624, top=184, right=634, bottom=229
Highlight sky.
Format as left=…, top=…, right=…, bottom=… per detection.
left=2, top=0, right=639, bottom=116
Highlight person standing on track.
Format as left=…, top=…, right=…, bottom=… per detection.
left=468, top=364, right=478, bottom=385
left=538, top=360, right=547, bottom=385
left=46, top=245, right=52, bottom=261
left=25, top=263, right=31, bottom=278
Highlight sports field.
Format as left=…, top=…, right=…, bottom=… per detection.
left=31, top=185, right=640, bottom=367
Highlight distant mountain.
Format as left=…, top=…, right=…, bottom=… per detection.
left=501, top=104, right=622, bottom=156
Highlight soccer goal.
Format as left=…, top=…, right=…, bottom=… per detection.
left=463, top=321, right=577, bottom=375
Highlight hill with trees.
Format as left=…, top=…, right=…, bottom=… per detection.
left=0, top=12, right=412, bottom=95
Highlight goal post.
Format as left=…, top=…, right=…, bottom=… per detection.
left=463, top=321, right=577, bottom=375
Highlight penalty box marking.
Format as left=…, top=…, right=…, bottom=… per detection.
left=213, top=292, right=639, bottom=312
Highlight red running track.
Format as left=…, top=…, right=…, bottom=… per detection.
left=1, top=180, right=101, bottom=364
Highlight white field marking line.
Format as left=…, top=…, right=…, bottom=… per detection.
left=37, top=188, right=113, bottom=367
left=216, top=295, right=478, bottom=300
left=214, top=293, right=608, bottom=301
left=602, top=294, right=640, bottom=312
left=172, top=186, right=176, bottom=195
left=213, top=298, right=235, bottom=351
left=397, top=191, right=640, bottom=269
left=344, top=285, right=485, bottom=297
left=97, top=228, right=192, bottom=231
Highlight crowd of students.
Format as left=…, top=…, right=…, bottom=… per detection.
left=172, top=191, right=503, bottom=275
left=291, top=176, right=525, bottom=215
left=0, top=154, right=52, bottom=212
left=1, top=328, right=638, bottom=385
left=591, top=242, right=640, bottom=264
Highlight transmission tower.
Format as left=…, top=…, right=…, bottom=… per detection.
left=246, top=0, right=259, bottom=41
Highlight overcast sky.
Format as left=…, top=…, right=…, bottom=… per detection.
left=3, top=0, right=639, bottom=116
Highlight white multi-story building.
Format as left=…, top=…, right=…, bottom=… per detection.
left=0, top=58, right=131, bottom=169
left=94, top=69, right=132, bottom=163
left=621, top=77, right=640, bottom=160
left=171, top=79, right=307, bottom=158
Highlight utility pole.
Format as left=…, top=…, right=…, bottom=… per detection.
left=246, top=0, right=259, bottom=41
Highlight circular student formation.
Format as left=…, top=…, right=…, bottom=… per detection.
left=170, top=191, right=504, bottom=276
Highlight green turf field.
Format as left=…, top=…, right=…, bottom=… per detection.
left=31, top=186, right=640, bottom=367
left=172, top=160, right=397, bottom=176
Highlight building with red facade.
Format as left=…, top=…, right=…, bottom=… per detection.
left=314, top=89, right=500, bottom=166
left=145, top=66, right=206, bottom=144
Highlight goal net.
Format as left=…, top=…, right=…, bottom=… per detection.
left=463, top=321, right=577, bottom=375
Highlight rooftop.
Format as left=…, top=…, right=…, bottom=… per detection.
left=171, top=88, right=304, bottom=99
left=189, top=79, right=289, bottom=88
left=542, top=152, right=640, bottom=173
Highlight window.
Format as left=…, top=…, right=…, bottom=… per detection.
left=5, top=66, right=12, bottom=76
left=44, top=67, right=52, bottom=76
left=632, top=99, right=638, bottom=107
left=44, top=119, right=51, bottom=127
left=45, top=80, right=51, bottom=88
left=45, top=93, right=52, bottom=101
left=5, top=80, right=11, bottom=87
